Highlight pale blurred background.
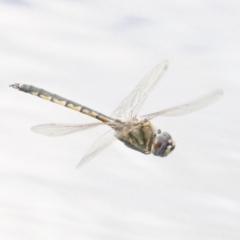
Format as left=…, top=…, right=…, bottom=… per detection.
left=1, top=0, right=240, bottom=239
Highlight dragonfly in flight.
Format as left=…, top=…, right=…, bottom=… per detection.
left=10, top=61, right=223, bottom=166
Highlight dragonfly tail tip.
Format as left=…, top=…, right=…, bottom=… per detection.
left=9, top=83, right=21, bottom=89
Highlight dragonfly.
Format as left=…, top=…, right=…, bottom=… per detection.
left=10, top=61, right=223, bottom=166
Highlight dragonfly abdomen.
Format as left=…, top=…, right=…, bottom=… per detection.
left=10, top=83, right=114, bottom=123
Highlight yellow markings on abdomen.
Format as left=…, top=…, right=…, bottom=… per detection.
left=89, top=111, right=98, bottom=117
left=81, top=109, right=99, bottom=118
left=66, top=103, right=82, bottom=111
left=82, top=108, right=90, bottom=114
left=19, top=84, right=114, bottom=123
left=96, top=115, right=109, bottom=122
left=40, top=94, right=52, bottom=101
left=52, top=98, right=67, bottom=106
left=31, top=91, right=39, bottom=96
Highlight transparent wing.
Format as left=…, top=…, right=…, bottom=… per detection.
left=140, top=89, right=224, bottom=120
left=77, top=61, right=168, bottom=166
left=111, top=60, right=168, bottom=120
left=77, top=130, right=116, bottom=167
left=31, top=122, right=110, bottom=137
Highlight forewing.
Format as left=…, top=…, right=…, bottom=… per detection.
left=111, top=60, right=168, bottom=120
left=141, top=89, right=223, bottom=119
left=31, top=122, right=107, bottom=136
left=77, top=130, right=116, bottom=167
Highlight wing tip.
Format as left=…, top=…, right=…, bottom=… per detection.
left=30, top=124, right=57, bottom=137
left=76, top=157, right=88, bottom=169
left=160, top=60, right=169, bottom=69
left=210, top=88, right=224, bottom=100
left=76, top=162, right=82, bottom=169
left=216, top=88, right=224, bottom=96
left=30, top=126, right=41, bottom=134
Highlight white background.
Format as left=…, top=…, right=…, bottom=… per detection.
left=1, top=0, right=240, bottom=239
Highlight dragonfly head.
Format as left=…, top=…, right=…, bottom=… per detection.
left=151, top=130, right=175, bottom=157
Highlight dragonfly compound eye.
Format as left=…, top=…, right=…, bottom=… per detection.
left=152, top=132, right=175, bottom=157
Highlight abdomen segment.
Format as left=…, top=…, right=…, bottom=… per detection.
left=10, top=83, right=114, bottom=123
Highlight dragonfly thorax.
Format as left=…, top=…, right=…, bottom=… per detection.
left=114, top=120, right=155, bottom=154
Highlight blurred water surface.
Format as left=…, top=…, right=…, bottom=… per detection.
left=1, top=1, right=240, bottom=239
